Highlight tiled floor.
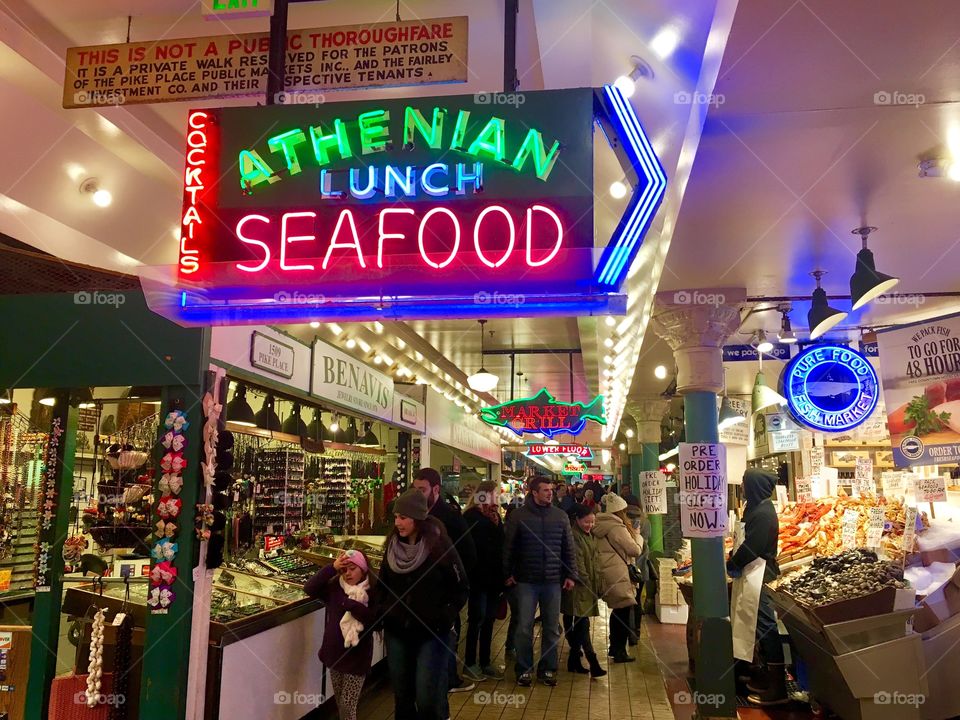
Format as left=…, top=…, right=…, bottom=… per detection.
left=358, top=608, right=675, bottom=720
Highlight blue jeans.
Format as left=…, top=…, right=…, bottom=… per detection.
left=514, top=582, right=561, bottom=676
left=465, top=588, right=501, bottom=667
left=506, top=586, right=520, bottom=653
left=385, top=629, right=449, bottom=720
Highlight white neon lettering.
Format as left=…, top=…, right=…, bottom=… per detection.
left=473, top=205, right=515, bottom=268
left=280, top=212, right=317, bottom=271
left=526, top=205, right=563, bottom=267
left=418, top=208, right=460, bottom=269
left=180, top=111, right=209, bottom=276
left=186, top=130, right=207, bottom=149
left=322, top=210, right=366, bottom=269
left=421, top=163, right=449, bottom=197
left=384, top=165, right=416, bottom=197
left=186, top=149, right=206, bottom=166
left=235, top=215, right=271, bottom=273
left=378, top=208, right=415, bottom=268
left=350, top=167, right=377, bottom=199
left=188, top=111, right=208, bottom=130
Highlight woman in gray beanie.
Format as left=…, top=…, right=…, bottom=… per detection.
left=372, top=489, right=469, bottom=720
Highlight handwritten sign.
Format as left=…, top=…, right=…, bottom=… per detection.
left=842, top=509, right=859, bottom=549
left=679, top=443, right=727, bottom=538
left=854, top=457, right=875, bottom=496
left=916, top=475, right=947, bottom=503
left=796, top=476, right=813, bottom=502
left=903, top=507, right=918, bottom=555
left=866, top=507, right=885, bottom=548
left=639, top=471, right=667, bottom=514
left=881, top=471, right=907, bottom=498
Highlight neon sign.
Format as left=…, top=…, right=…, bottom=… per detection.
left=562, top=460, right=587, bottom=476
left=526, top=443, right=593, bottom=459
left=480, top=388, right=606, bottom=438
left=145, top=87, right=665, bottom=325
left=782, top=343, right=879, bottom=433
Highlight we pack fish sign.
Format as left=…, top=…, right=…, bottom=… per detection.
left=480, top=388, right=606, bottom=438
left=143, top=86, right=665, bottom=324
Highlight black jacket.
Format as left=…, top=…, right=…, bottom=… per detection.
left=430, top=495, right=477, bottom=575
left=372, top=517, right=469, bottom=638
left=463, top=506, right=505, bottom=592
left=503, top=494, right=577, bottom=584
left=583, top=480, right=605, bottom=502
left=729, top=469, right=780, bottom=582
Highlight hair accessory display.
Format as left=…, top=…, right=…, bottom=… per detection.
left=147, top=585, right=176, bottom=609
left=160, top=452, right=186, bottom=473
left=158, top=473, right=184, bottom=495
left=161, top=431, right=187, bottom=452
left=151, top=538, right=178, bottom=562
left=150, top=561, right=178, bottom=586
left=156, top=496, right=182, bottom=519
left=62, top=535, right=88, bottom=563
left=155, top=519, right=177, bottom=538
left=85, top=607, right=106, bottom=707
left=164, top=411, right=189, bottom=432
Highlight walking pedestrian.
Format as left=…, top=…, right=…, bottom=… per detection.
left=593, top=493, right=643, bottom=663
left=503, top=476, right=577, bottom=687
left=412, top=467, right=478, bottom=695
left=625, top=504, right=651, bottom=645
left=304, top=550, right=375, bottom=720
left=561, top=504, right=607, bottom=678
left=373, top=489, right=469, bottom=720
left=462, top=481, right=506, bottom=682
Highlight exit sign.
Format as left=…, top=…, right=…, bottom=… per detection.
left=202, top=0, right=273, bottom=19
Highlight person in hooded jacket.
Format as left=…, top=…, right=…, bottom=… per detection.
left=372, top=489, right=469, bottom=720
left=593, top=493, right=643, bottom=663
left=727, top=468, right=785, bottom=707
left=561, top=504, right=607, bottom=678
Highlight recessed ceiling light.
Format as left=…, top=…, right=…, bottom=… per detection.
left=309, top=321, right=320, bottom=329
left=654, top=365, right=668, bottom=379
left=651, top=26, right=680, bottom=59
left=609, top=180, right=628, bottom=199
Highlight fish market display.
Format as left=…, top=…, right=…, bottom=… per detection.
left=779, top=549, right=907, bottom=606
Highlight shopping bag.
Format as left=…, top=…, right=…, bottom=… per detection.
left=730, top=558, right=766, bottom=662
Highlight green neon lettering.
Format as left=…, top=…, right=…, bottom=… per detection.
left=309, top=119, right=353, bottom=165
left=511, top=128, right=561, bottom=181
left=466, top=116, right=506, bottom=163
left=267, top=129, right=307, bottom=175
left=238, top=149, right=279, bottom=189
left=358, top=109, right=390, bottom=155
left=403, top=106, right=444, bottom=149
left=213, top=0, right=226, bottom=8
left=450, top=109, right=471, bottom=151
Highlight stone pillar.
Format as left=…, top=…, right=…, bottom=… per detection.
left=653, top=293, right=742, bottom=720
left=626, top=396, right=669, bottom=554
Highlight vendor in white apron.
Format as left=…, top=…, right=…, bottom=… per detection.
left=726, top=468, right=786, bottom=706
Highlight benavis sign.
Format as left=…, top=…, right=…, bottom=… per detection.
left=140, top=86, right=665, bottom=325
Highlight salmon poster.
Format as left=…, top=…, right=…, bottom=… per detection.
left=876, top=311, right=960, bottom=468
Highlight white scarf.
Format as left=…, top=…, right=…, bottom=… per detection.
left=339, top=576, right=370, bottom=648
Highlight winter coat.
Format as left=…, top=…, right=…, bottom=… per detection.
left=372, top=517, right=469, bottom=638
left=559, top=494, right=576, bottom=514
left=592, top=512, right=643, bottom=609
left=560, top=525, right=601, bottom=617
left=430, top=495, right=477, bottom=575
left=503, top=494, right=577, bottom=585
left=463, top=506, right=505, bottom=592
left=304, top=564, right=376, bottom=675
left=729, top=469, right=780, bottom=582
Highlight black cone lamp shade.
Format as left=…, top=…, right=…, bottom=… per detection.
left=281, top=402, right=308, bottom=436
left=255, top=394, right=282, bottom=432
left=307, top=408, right=324, bottom=441
left=808, top=287, right=847, bottom=340
left=358, top=422, right=379, bottom=447
left=226, top=384, right=256, bottom=427
left=850, top=246, right=899, bottom=310
left=344, top=418, right=359, bottom=444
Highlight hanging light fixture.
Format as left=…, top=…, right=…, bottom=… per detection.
left=718, top=369, right=745, bottom=430
left=754, top=330, right=774, bottom=354
left=0, top=389, right=11, bottom=405
left=225, top=383, right=256, bottom=426
left=281, top=401, right=308, bottom=436
left=344, top=418, right=359, bottom=444
left=807, top=270, right=848, bottom=340
left=254, top=394, right=281, bottom=432
left=357, top=422, right=380, bottom=447
left=467, top=320, right=499, bottom=393
left=751, top=367, right=787, bottom=414
left=307, top=407, right=324, bottom=441
left=849, top=226, right=899, bottom=310
left=777, top=308, right=797, bottom=344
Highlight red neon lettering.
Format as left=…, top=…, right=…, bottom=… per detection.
left=235, top=214, right=271, bottom=272
left=526, top=205, right=563, bottom=267
left=473, top=205, right=515, bottom=268
left=418, top=207, right=460, bottom=269
left=378, top=208, right=414, bottom=268
left=280, top=212, right=316, bottom=271
left=322, top=210, right=365, bottom=269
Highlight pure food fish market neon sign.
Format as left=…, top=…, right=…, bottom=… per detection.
left=157, top=86, right=666, bottom=325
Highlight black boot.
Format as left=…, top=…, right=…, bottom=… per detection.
left=566, top=650, right=589, bottom=674
left=747, top=663, right=789, bottom=706
left=611, top=651, right=636, bottom=663
left=585, top=651, right=607, bottom=678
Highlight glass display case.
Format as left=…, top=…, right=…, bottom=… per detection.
left=210, top=568, right=307, bottom=624
left=298, top=535, right=386, bottom=572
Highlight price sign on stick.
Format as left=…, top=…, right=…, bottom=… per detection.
left=842, top=509, right=859, bottom=549
left=866, top=507, right=885, bottom=548
left=796, top=477, right=813, bottom=502
left=903, top=506, right=918, bottom=560
left=854, top=457, right=875, bottom=496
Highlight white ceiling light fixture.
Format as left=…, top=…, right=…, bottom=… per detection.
left=613, top=55, right=654, bottom=99
left=345, top=338, right=356, bottom=349
left=609, top=180, right=628, bottom=199
left=654, top=365, right=668, bottom=380
left=604, top=337, right=615, bottom=348
left=754, top=329, right=774, bottom=354
left=777, top=307, right=797, bottom=344
left=651, top=26, right=681, bottom=59
left=467, top=319, right=499, bottom=393
left=80, top=178, right=112, bottom=208
left=309, top=321, right=320, bottom=329
left=605, top=316, right=617, bottom=327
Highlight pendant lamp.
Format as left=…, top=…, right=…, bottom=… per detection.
left=718, top=368, right=746, bottom=430
left=807, top=270, right=848, bottom=340
left=849, top=226, right=899, bottom=310
left=254, top=394, right=282, bottom=432
left=344, top=418, right=359, bottom=444
left=752, top=369, right=787, bottom=414
left=225, top=383, right=256, bottom=427
left=281, top=402, right=308, bottom=436
left=0, top=389, right=11, bottom=405
left=307, top=408, right=324, bottom=441
left=357, top=421, right=380, bottom=447
left=777, top=310, right=797, bottom=344
left=467, top=320, right=499, bottom=393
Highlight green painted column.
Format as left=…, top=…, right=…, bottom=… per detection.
left=25, top=391, right=78, bottom=720
left=653, top=296, right=742, bottom=720
left=635, top=443, right=663, bottom=553
left=627, top=397, right=669, bottom=555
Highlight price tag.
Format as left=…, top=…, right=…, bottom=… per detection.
left=842, top=509, right=859, bottom=549
left=916, top=475, right=947, bottom=503
left=775, top=485, right=789, bottom=511
left=810, top=446, right=824, bottom=478
left=881, top=471, right=906, bottom=498
left=865, top=507, right=885, bottom=548
left=903, top=506, right=918, bottom=555
left=854, top=457, right=875, bottom=497
left=795, top=477, right=813, bottom=502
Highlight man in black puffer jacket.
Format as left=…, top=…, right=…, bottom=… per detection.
left=727, top=468, right=786, bottom=707
left=503, top=476, right=577, bottom=687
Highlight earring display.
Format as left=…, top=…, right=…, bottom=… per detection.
left=253, top=448, right=305, bottom=536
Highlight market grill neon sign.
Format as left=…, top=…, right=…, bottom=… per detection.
left=480, top=388, right=606, bottom=438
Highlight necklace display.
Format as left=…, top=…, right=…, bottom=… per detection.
left=85, top=607, right=106, bottom=707
left=33, top=417, right=62, bottom=591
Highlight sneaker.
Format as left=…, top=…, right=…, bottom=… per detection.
left=517, top=672, right=533, bottom=687
left=539, top=671, right=558, bottom=686
left=482, top=664, right=505, bottom=680
left=463, top=664, right=486, bottom=682
left=448, top=677, right=476, bottom=694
